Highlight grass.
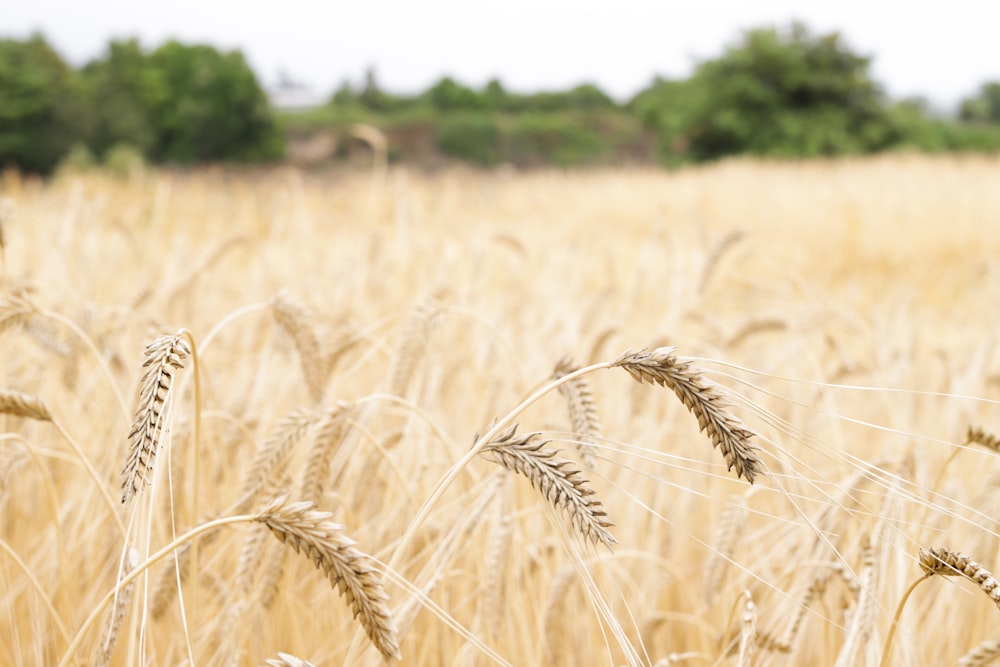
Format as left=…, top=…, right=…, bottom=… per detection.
left=1, top=154, right=1000, bottom=665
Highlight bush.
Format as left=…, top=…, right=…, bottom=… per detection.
left=434, top=114, right=503, bottom=165
left=507, top=114, right=606, bottom=166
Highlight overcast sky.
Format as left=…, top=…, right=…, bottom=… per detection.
left=6, top=1, right=999, bottom=109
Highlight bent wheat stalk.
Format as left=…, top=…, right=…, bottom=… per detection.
left=882, top=547, right=1000, bottom=667
left=389, top=345, right=760, bottom=578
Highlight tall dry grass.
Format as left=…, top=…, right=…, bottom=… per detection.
left=2, top=154, right=1000, bottom=665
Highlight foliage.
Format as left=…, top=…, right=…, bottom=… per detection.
left=434, top=114, right=504, bottom=165
left=80, top=39, right=162, bottom=157
left=506, top=113, right=606, bottom=165
left=960, top=82, right=1000, bottom=124
left=0, top=35, right=90, bottom=173
left=680, top=23, right=895, bottom=160
left=143, top=41, right=283, bottom=162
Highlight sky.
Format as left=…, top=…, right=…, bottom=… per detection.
left=5, top=0, right=1000, bottom=110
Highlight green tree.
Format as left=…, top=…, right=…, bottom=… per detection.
left=427, top=77, right=488, bottom=111
left=144, top=41, right=282, bottom=162
left=0, top=35, right=89, bottom=173
left=80, top=39, right=164, bottom=157
left=960, top=82, right=1000, bottom=123
left=682, top=23, right=894, bottom=160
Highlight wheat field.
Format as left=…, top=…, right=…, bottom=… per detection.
left=2, top=154, right=1000, bottom=666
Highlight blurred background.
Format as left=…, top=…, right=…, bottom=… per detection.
left=3, top=0, right=1000, bottom=174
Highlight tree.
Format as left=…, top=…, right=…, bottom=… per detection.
left=144, top=41, right=282, bottom=162
left=0, top=35, right=89, bottom=173
left=80, top=39, right=164, bottom=157
left=960, top=82, right=1000, bottom=124
left=682, top=23, right=894, bottom=160
left=427, top=77, right=488, bottom=112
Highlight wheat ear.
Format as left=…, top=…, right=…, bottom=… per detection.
left=968, top=426, right=1000, bottom=453
left=0, top=389, right=52, bottom=421
left=481, top=424, right=615, bottom=547
left=389, top=297, right=440, bottom=399
left=552, top=357, right=600, bottom=467
left=611, top=347, right=761, bottom=483
left=234, top=408, right=318, bottom=513
left=254, top=497, right=400, bottom=662
left=958, top=637, right=1000, bottom=667
left=272, top=292, right=328, bottom=403
left=919, top=547, right=1000, bottom=609
left=883, top=548, right=1000, bottom=667
left=94, top=544, right=139, bottom=667
left=121, top=333, right=190, bottom=507
left=0, top=290, right=37, bottom=334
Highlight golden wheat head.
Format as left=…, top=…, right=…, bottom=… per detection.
left=121, top=333, right=191, bottom=507
left=611, top=347, right=761, bottom=483
left=253, top=496, right=400, bottom=662
left=481, top=424, right=616, bottom=547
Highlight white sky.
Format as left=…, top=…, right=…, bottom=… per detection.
left=5, top=0, right=999, bottom=109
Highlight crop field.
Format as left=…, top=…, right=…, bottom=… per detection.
left=2, top=154, right=1000, bottom=666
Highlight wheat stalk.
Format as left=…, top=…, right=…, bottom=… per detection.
left=121, top=332, right=191, bottom=507
left=0, top=389, right=52, bottom=421
left=835, top=533, right=881, bottom=667
left=737, top=589, right=756, bottom=667
left=552, top=357, right=600, bottom=467
left=254, top=496, right=400, bottom=662
left=480, top=424, right=615, bottom=547
left=611, top=347, right=761, bottom=483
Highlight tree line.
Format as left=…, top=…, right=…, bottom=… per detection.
left=2, top=23, right=1000, bottom=173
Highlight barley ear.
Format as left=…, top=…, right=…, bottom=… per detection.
left=121, top=333, right=191, bottom=508
left=552, top=357, right=600, bottom=467
left=94, top=544, right=139, bottom=667
left=957, top=636, right=1000, bottom=667
left=918, top=547, right=1000, bottom=610
left=0, top=389, right=52, bottom=421
left=611, top=347, right=761, bottom=483
left=967, top=426, right=1000, bottom=453
left=253, top=497, right=400, bottom=662
left=481, top=424, right=615, bottom=547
